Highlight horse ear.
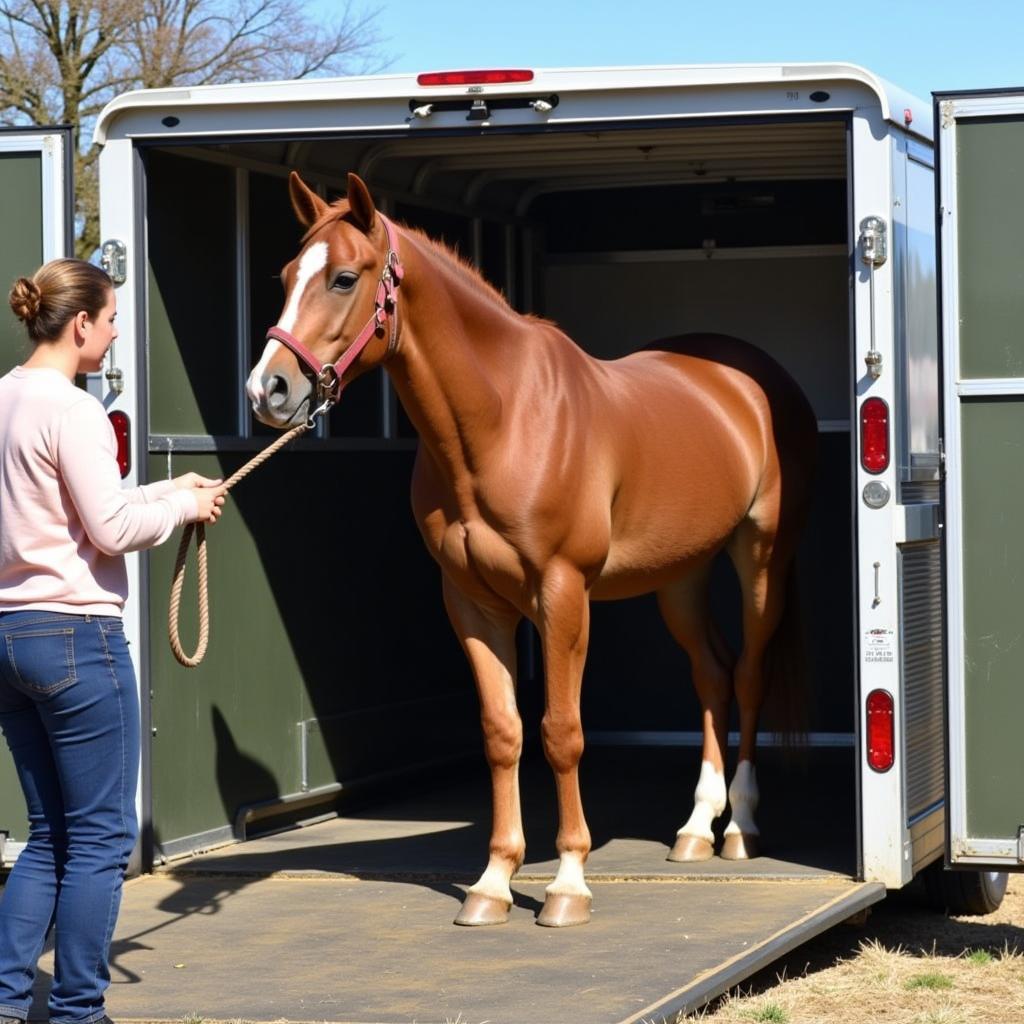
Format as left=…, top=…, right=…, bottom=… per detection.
left=346, top=173, right=377, bottom=234
left=288, top=172, right=328, bottom=229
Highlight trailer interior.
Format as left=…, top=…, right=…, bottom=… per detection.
left=142, top=116, right=870, bottom=886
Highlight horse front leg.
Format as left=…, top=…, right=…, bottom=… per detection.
left=537, top=561, right=592, bottom=927
left=443, top=577, right=524, bottom=926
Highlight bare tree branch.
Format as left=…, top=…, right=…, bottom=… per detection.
left=0, top=0, right=390, bottom=255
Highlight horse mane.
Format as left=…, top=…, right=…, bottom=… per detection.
left=306, top=199, right=554, bottom=329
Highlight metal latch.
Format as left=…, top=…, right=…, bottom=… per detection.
left=860, top=216, right=887, bottom=267
left=98, top=240, right=127, bottom=394
left=859, top=216, right=887, bottom=380
left=100, top=239, right=128, bottom=286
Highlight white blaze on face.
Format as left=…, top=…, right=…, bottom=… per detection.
left=247, top=240, right=329, bottom=404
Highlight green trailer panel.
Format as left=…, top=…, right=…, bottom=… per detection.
left=0, top=151, right=43, bottom=371
left=144, top=449, right=480, bottom=856
left=955, top=117, right=1024, bottom=380
left=0, top=129, right=72, bottom=861
left=940, top=91, right=1024, bottom=868
left=0, top=150, right=44, bottom=855
left=959, top=399, right=1024, bottom=840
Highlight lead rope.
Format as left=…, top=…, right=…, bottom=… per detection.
left=168, top=418, right=315, bottom=667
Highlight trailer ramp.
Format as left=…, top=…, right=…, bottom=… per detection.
left=31, top=870, right=879, bottom=1024
left=28, top=748, right=880, bottom=1023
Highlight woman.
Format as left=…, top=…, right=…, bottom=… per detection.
left=0, top=258, right=225, bottom=1024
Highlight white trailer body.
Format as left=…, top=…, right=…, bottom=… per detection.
left=8, top=66, right=1013, bottom=922
left=88, top=63, right=939, bottom=890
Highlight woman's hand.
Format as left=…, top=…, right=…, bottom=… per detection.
left=173, top=473, right=227, bottom=524
left=173, top=472, right=223, bottom=490
left=189, top=485, right=227, bottom=525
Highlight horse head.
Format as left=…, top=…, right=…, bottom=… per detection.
left=247, top=172, right=399, bottom=428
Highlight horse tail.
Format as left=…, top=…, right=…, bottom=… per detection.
left=762, top=557, right=809, bottom=752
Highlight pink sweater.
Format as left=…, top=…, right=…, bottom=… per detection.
left=0, top=366, right=198, bottom=616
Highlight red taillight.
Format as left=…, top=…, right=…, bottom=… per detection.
left=109, top=411, right=131, bottom=479
left=860, top=397, right=890, bottom=474
left=416, top=69, right=534, bottom=87
left=866, top=689, right=895, bottom=772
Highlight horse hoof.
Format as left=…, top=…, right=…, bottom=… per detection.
left=720, top=832, right=760, bottom=860
left=667, top=833, right=714, bottom=862
left=537, top=892, right=591, bottom=927
left=454, top=891, right=511, bottom=926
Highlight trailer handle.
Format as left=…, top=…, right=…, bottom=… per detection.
left=859, top=216, right=887, bottom=380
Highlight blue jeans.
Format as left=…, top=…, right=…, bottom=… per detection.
left=0, top=611, right=140, bottom=1024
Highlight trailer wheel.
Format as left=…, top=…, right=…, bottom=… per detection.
left=923, top=863, right=1009, bottom=916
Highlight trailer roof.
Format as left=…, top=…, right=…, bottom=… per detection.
left=94, top=63, right=932, bottom=146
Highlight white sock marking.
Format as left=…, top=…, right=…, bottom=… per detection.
left=678, top=759, right=727, bottom=842
left=723, top=759, right=760, bottom=837
left=545, top=851, right=592, bottom=899
left=469, top=856, right=515, bottom=906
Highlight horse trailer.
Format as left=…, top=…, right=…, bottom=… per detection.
left=1, top=65, right=1022, bottom=1021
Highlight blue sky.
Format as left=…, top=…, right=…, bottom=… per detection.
left=351, top=0, right=1023, bottom=104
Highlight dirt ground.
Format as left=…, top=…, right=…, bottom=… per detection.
left=694, top=874, right=1024, bottom=1023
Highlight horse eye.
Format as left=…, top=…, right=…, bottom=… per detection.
left=332, top=272, right=359, bottom=292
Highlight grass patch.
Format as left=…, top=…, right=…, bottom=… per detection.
left=746, top=1006, right=788, bottom=1023
left=689, top=876, right=1024, bottom=1021
left=905, top=971, right=954, bottom=991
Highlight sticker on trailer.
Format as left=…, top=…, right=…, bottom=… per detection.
left=864, top=628, right=895, bottom=663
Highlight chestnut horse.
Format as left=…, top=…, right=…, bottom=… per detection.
left=247, top=172, right=817, bottom=928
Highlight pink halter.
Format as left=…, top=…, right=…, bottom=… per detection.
left=265, top=213, right=404, bottom=411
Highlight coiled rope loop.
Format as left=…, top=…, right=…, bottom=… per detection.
left=168, top=420, right=313, bottom=667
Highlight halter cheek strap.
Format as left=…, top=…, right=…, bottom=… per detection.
left=265, top=213, right=404, bottom=408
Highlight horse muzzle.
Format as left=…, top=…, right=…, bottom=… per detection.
left=247, top=370, right=311, bottom=428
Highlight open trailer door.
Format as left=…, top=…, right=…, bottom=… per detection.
left=0, top=125, right=74, bottom=865
left=937, top=88, right=1024, bottom=871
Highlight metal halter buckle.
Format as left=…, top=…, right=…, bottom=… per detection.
left=316, top=364, right=340, bottom=399
left=305, top=396, right=335, bottom=429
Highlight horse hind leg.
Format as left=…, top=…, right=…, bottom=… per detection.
left=657, top=570, right=734, bottom=862
left=720, top=515, right=795, bottom=861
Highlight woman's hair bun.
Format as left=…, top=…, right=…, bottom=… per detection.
left=9, top=259, right=111, bottom=343
left=9, top=276, right=42, bottom=323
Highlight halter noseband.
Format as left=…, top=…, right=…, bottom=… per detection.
left=265, top=213, right=404, bottom=417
